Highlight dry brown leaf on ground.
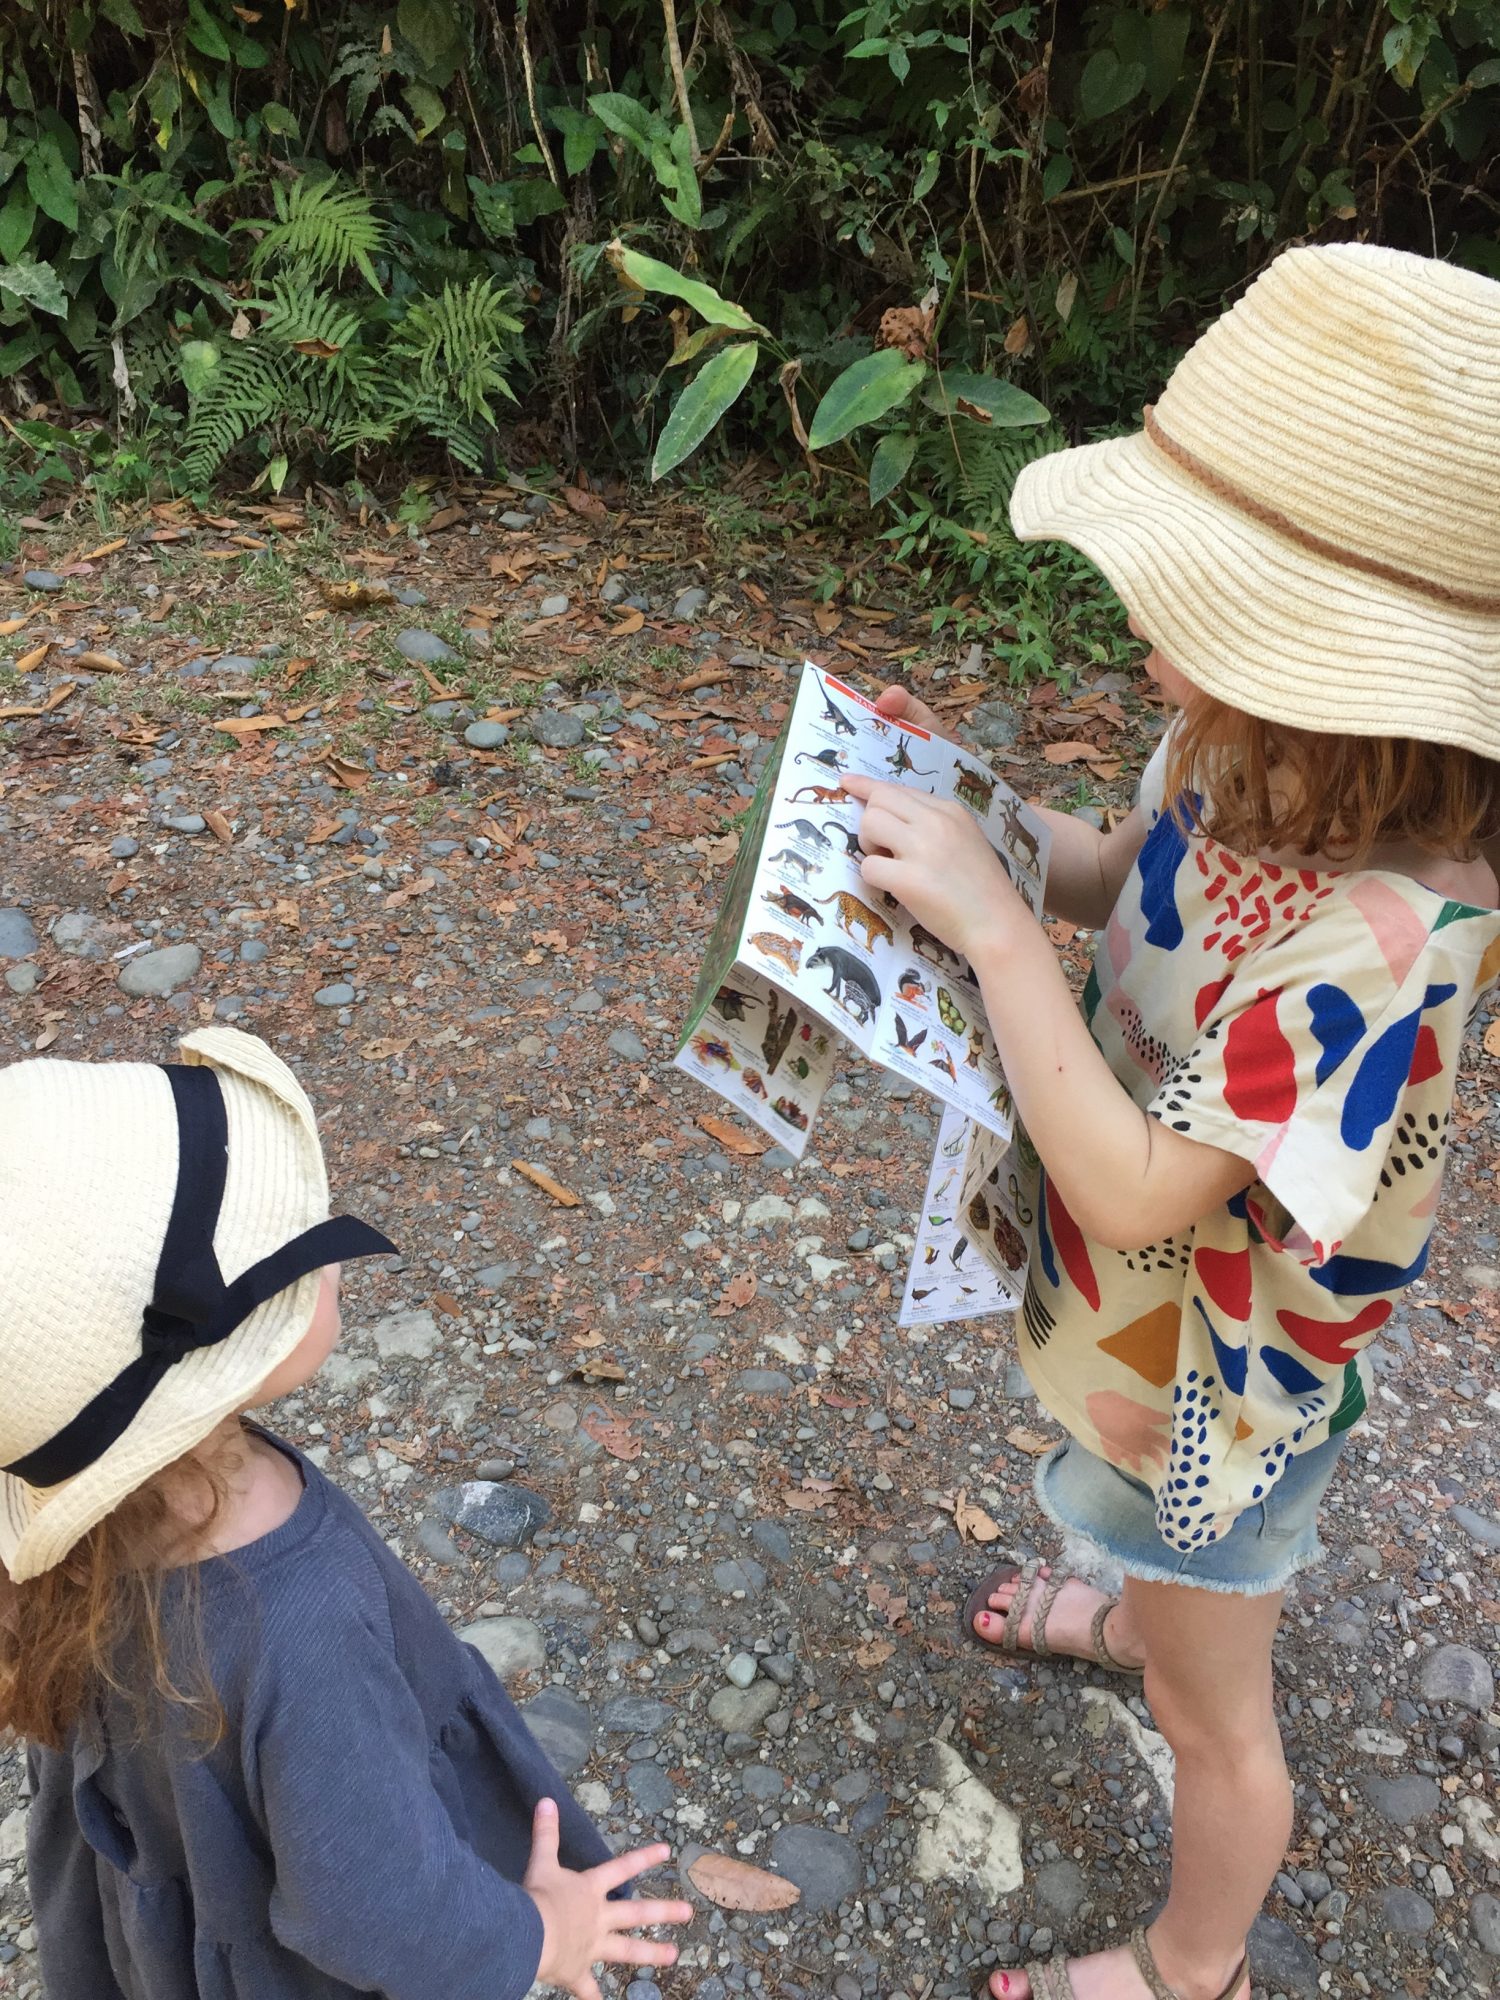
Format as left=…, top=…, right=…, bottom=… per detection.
left=360, top=1035, right=414, bottom=1060
left=431, top=1292, right=463, bottom=1318
left=695, top=1113, right=768, bottom=1156
left=1005, top=1426, right=1056, bottom=1456
left=427, top=504, right=466, bottom=532
left=380, top=1436, right=427, bottom=1463
left=320, top=579, right=395, bottom=611
left=81, top=536, right=128, bottom=560
left=562, top=483, right=608, bottom=524
left=867, top=1580, right=910, bottom=1625
left=204, top=809, right=234, bottom=845
left=571, top=1354, right=627, bottom=1385
left=687, top=1854, right=800, bottom=1913
left=581, top=1410, right=642, bottom=1461
left=1042, top=740, right=1104, bottom=765
left=1484, top=1019, right=1500, bottom=1060
left=608, top=606, right=646, bottom=636
left=306, top=816, right=343, bottom=844
left=710, top=1271, right=757, bottom=1317
left=954, top=1490, right=1003, bottom=1543
left=856, top=1636, right=896, bottom=1669
left=16, top=642, right=50, bottom=674
left=0, top=614, right=33, bottom=636
left=322, top=753, right=370, bottom=790
left=511, top=1159, right=581, bottom=1207
left=216, top=714, right=286, bottom=736
left=384, top=871, right=436, bottom=909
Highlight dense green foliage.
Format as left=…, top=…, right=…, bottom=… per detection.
left=2, top=2, right=1497, bottom=559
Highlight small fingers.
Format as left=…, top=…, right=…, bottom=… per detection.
left=592, top=1841, right=674, bottom=1895
left=607, top=1898, right=694, bottom=1931
left=526, top=1797, right=560, bottom=1879
left=598, top=1935, right=683, bottom=1968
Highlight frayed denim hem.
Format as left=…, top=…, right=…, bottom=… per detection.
left=1031, top=1446, right=1329, bottom=1600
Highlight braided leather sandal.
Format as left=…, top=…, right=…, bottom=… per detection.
left=1021, top=1925, right=1249, bottom=1999
left=959, top=1557, right=1143, bottom=1677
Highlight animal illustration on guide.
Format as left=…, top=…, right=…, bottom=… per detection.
left=773, top=818, right=831, bottom=849
left=762, top=988, right=800, bottom=1073
left=910, top=922, right=963, bottom=972
left=965, top=1025, right=989, bottom=1069
left=949, top=1235, right=969, bottom=1270
left=773, top=1096, right=809, bottom=1130
left=894, top=1014, right=927, bottom=1055
left=794, top=747, right=847, bottom=774
left=953, top=762, right=997, bottom=814
left=690, top=1034, right=738, bottom=1070
left=742, top=1068, right=767, bottom=1098
left=712, top=985, right=760, bottom=1022
left=815, top=891, right=895, bottom=951
left=923, top=1245, right=940, bottom=1265
left=935, top=988, right=967, bottom=1036
left=763, top=886, right=823, bottom=927
left=823, top=820, right=864, bottom=859
left=768, top=845, right=816, bottom=882
left=750, top=931, right=802, bottom=975
left=999, top=795, right=1042, bottom=876
left=788, top=782, right=852, bottom=806
left=929, top=1040, right=958, bottom=1083
left=896, top=965, right=931, bottom=1006
left=992, top=1210, right=1027, bottom=1271
left=820, top=688, right=857, bottom=736
left=887, top=737, right=937, bottom=778
left=806, top=945, right=881, bottom=1026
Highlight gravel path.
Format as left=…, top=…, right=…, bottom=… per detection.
left=1, top=502, right=1497, bottom=1999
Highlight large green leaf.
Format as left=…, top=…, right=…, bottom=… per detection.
left=920, top=369, right=1049, bottom=427
left=178, top=339, right=219, bottom=396
left=398, top=0, right=462, bottom=70
left=26, top=136, right=77, bottom=230
left=0, top=177, right=35, bottom=263
left=260, top=103, right=300, bottom=141
left=652, top=341, right=758, bottom=480
left=1079, top=50, right=1147, bottom=121
left=807, top=349, right=926, bottom=452
left=868, top=430, right=917, bottom=507
left=0, top=255, right=67, bottom=316
left=609, top=243, right=759, bottom=331
left=551, top=106, right=604, bottom=178
left=589, top=91, right=664, bottom=159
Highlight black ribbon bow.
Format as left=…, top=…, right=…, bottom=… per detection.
left=4, top=1063, right=396, bottom=1490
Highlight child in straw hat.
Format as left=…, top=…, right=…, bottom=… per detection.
left=843, top=242, right=1500, bottom=2000
left=0, top=1027, right=691, bottom=2000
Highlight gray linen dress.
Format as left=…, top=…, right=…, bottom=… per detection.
left=25, top=1432, right=610, bottom=2000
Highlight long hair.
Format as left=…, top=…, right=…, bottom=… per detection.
left=1164, top=695, right=1500, bottom=864
left=0, top=1419, right=245, bottom=1751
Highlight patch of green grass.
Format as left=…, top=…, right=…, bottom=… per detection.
left=641, top=643, right=688, bottom=676
left=0, top=517, right=21, bottom=564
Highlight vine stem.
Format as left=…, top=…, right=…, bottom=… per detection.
left=517, top=6, right=561, bottom=187
left=1131, top=5, right=1230, bottom=329
left=662, top=0, right=699, bottom=162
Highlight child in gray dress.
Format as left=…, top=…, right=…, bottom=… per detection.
left=0, top=1028, right=691, bottom=2000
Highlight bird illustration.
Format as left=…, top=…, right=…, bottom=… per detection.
left=894, top=1012, right=928, bottom=1056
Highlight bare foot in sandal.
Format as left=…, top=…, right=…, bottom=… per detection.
left=968, top=1559, right=1144, bottom=1673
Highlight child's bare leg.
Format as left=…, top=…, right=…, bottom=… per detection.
left=989, top=1576, right=1279, bottom=1999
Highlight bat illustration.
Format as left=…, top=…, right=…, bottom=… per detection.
left=893, top=1013, right=928, bottom=1056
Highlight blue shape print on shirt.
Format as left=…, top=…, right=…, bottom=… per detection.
left=1260, top=1345, right=1324, bottom=1398
left=1307, top=983, right=1365, bottom=1086
left=1193, top=1294, right=1247, bottom=1396
left=1310, top=1242, right=1430, bottom=1296
left=1135, top=807, right=1189, bottom=951
left=1339, top=1004, right=1420, bottom=1149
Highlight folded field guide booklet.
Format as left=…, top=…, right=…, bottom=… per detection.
left=676, top=662, right=1050, bottom=1327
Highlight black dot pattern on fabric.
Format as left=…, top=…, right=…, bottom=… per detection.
left=1156, top=1369, right=1228, bottom=1550
left=1378, top=1107, right=1449, bottom=1190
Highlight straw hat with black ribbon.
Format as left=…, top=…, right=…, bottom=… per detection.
left=1010, top=242, right=1500, bottom=762
left=0, top=1028, right=396, bottom=1583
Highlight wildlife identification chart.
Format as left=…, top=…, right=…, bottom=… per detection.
left=898, top=1107, right=1040, bottom=1327
left=676, top=662, right=1051, bottom=1161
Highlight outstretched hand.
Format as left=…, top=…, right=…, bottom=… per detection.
left=841, top=773, right=1026, bottom=964
left=525, top=1798, right=693, bottom=2000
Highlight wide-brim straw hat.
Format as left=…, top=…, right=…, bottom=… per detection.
left=1010, top=242, right=1500, bottom=761
left=0, top=1028, right=387, bottom=1583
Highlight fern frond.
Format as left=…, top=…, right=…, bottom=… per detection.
left=914, top=422, right=1066, bottom=530
left=250, top=179, right=387, bottom=294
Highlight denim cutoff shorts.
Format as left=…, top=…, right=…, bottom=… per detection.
left=1034, top=1429, right=1348, bottom=1596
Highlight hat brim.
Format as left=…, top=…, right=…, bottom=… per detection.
left=1010, top=432, right=1500, bottom=761
left=1, top=1029, right=332, bottom=1582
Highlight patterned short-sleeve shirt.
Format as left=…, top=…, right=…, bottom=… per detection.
left=1021, top=736, right=1500, bottom=1549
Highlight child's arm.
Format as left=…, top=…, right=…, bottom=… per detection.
left=845, top=776, right=1254, bottom=1249
left=870, top=684, right=1146, bottom=927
